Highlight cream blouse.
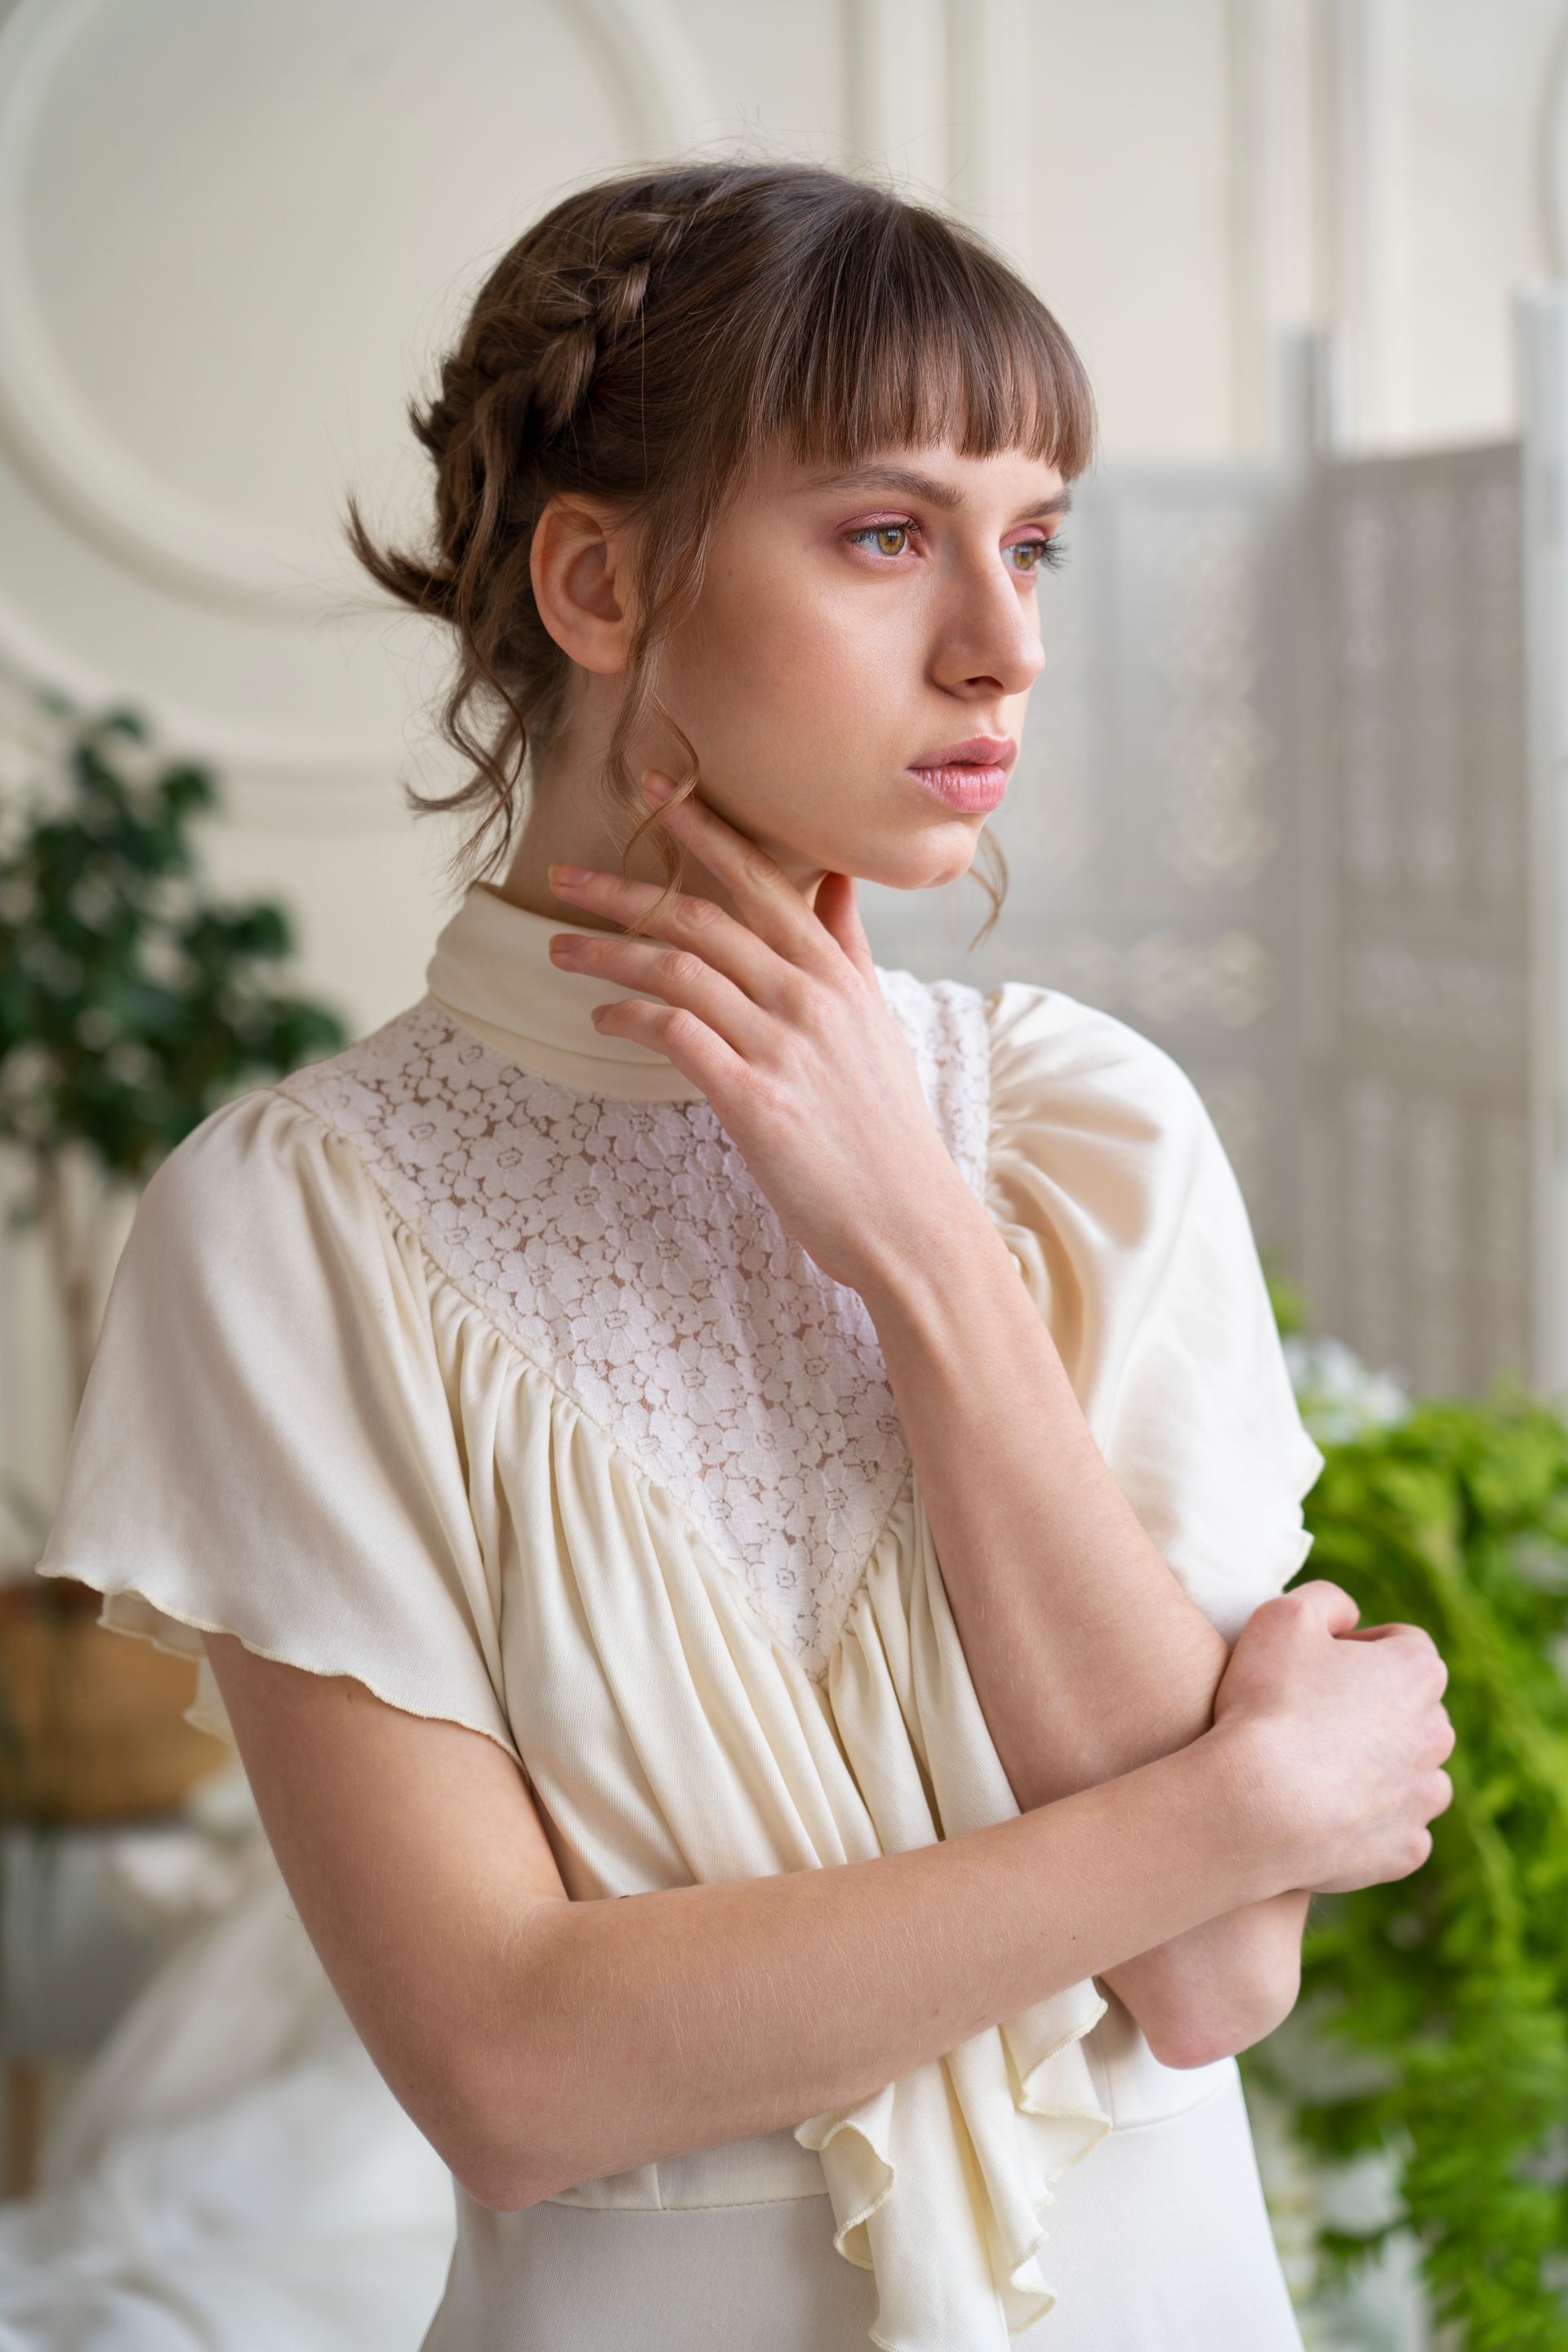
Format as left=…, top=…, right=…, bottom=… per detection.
left=37, top=879, right=1325, bottom=2352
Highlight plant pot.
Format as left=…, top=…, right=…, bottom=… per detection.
left=0, top=1578, right=228, bottom=1823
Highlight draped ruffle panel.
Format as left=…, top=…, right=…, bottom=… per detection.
left=484, top=1351, right=1112, bottom=2352
left=798, top=1476, right=1111, bottom=2349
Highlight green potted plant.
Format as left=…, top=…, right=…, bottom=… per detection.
left=0, top=686, right=350, bottom=1823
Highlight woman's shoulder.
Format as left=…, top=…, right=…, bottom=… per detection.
left=141, top=1041, right=403, bottom=1251
left=129, top=999, right=510, bottom=1343
left=977, top=973, right=1246, bottom=1278
left=871, top=960, right=1209, bottom=1180
left=147, top=994, right=518, bottom=1263
left=972, top=978, right=1322, bottom=1637
left=982, top=976, right=1207, bottom=1141
left=872, top=960, right=1195, bottom=1089
left=118, top=1081, right=422, bottom=1381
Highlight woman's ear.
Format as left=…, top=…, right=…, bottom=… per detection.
left=529, top=495, right=637, bottom=674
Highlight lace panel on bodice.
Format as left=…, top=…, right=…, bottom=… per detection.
left=277, top=965, right=991, bottom=1677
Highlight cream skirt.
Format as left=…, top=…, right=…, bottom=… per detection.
left=420, top=2065, right=1304, bottom=2351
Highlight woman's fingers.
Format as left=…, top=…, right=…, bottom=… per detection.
left=548, top=864, right=785, bottom=1012
left=548, top=924, right=771, bottom=1062
left=808, top=869, right=879, bottom=987
left=546, top=767, right=858, bottom=1018
left=542, top=772, right=881, bottom=1111
left=636, top=771, right=852, bottom=982
left=590, top=987, right=753, bottom=1100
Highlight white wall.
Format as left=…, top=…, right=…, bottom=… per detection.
left=2, top=0, right=1566, bottom=1499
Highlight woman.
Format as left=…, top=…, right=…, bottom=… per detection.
left=37, top=159, right=1454, bottom=2351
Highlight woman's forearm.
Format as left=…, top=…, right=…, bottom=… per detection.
left=855, top=1192, right=1308, bottom=2061
left=480, top=1725, right=1285, bottom=2209
left=859, top=1196, right=1232, bottom=1794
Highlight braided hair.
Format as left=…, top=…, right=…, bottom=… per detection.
left=343, top=159, right=1095, bottom=937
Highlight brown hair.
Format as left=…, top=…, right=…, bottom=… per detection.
left=343, top=158, right=1095, bottom=946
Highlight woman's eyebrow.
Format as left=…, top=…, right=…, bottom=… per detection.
left=801, top=463, right=1071, bottom=523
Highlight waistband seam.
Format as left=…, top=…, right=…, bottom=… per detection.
left=542, top=2186, right=832, bottom=2215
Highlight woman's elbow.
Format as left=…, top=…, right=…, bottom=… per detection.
left=443, top=2062, right=577, bottom=2214
left=1144, top=1947, right=1303, bottom=2071
left=447, top=2083, right=569, bottom=2212
left=455, top=2152, right=558, bottom=2214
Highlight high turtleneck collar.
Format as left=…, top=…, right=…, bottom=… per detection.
left=424, top=880, right=708, bottom=1102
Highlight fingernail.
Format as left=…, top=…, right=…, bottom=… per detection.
left=550, top=863, right=591, bottom=885
left=642, top=770, right=675, bottom=805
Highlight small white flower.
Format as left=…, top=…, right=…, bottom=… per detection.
left=1284, top=1334, right=1412, bottom=1443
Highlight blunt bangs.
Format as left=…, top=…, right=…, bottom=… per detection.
left=740, top=194, right=1097, bottom=483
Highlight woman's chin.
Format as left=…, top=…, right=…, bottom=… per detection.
left=843, top=832, right=984, bottom=894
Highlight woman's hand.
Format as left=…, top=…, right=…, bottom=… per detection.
left=544, top=770, right=982, bottom=1294
left=1209, top=1579, right=1456, bottom=1897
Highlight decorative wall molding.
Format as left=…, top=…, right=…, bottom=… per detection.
left=1535, top=0, right=1568, bottom=274
left=844, top=0, right=1030, bottom=249
left=561, top=0, right=714, bottom=153
left=0, top=0, right=717, bottom=835
left=0, top=584, right=413, bottom=833
left=0, top=0, right=348, bottom=621
left=0, top=0, right=712, bottom=623
left=1321, top=0, right=1410, bottom=448
left=942, top=0, right=1031, bottom=251
left=842, top=0, right=947, bottom=182
left=1226, top=0, right=1302, bottom=452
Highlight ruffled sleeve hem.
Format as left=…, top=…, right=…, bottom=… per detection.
left=82, top=1587, right=524, bottom=1769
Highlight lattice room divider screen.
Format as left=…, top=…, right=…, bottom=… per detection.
left=860, top=301, right=1568, bottom=1406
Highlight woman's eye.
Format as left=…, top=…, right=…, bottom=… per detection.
left=1008, top=536, right=1068, bottom=577
left=844, top=523, right=1070, bottom=573
left=847, top=523, right=915, bottom=558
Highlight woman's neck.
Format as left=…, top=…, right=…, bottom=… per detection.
left=495, top=746, right=828, bottom=933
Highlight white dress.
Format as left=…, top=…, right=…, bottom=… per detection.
left=36, top=879, right=1325, bottom=2352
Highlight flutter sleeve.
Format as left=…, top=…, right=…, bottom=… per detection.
left=34, top=1084, right=520, bottom=1763
left=984, top=980, right=1325, bottom=1642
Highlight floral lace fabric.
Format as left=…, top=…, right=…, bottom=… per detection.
left=276, top=965, right=992, bottom=1678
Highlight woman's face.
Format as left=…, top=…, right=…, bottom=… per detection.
left=651, top=439, right=1069, bottom=897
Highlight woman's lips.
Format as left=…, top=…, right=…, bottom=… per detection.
left=905, top=733, right=1015, bottom=813
left=906, top=760, right=1009, bottom=813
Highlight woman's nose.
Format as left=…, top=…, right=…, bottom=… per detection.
left=933, top=568, right=1047, bottom=700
